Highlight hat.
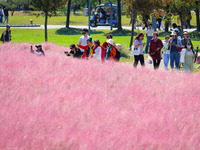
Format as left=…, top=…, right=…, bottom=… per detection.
left=35, top=44, right=42, bottom=48
left=183, top=31, right=188, bottom=35
left=170, top=32, right=176, bottom=36
left=107, top=39, right=114, bottom=46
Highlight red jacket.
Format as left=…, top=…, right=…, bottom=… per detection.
left=149, top=38, right=163, bottom=60
left=79, top=45, right=94, bottom=59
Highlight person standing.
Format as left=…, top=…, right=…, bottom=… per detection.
left=133, top=33, right=146, bottom=67
left=180, top=41, right=195, bottom=73
left=149, top=32, right=163, bottom=70
left=181, top=31, right=192, bottom=48
left=3, top=6, right=9, bottom=24
left=2, top=25, right=11, bottom=43
left=169, top=32, right=181, bottom=72
left=79, top=28, right=91, bottom=53
left=162, top=35, right=170, bottom=70
left=0, top=7, right=5, bottom=24
left=144, top=23, right=154, bottom=53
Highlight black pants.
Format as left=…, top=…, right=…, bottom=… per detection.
left=156, top=18, right=162, bottom=30
left=134, top=55, right=145, bottom=67
left=153, top=59, right=161, bottom=70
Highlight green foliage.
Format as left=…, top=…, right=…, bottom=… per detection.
left=190, top=30, right=200, bottom=38
left=32, top=0, right=67, bottom=14
left=0, top=0, right=29, bottom=10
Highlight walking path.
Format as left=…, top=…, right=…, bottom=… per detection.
left=0, top=25, right=197, bottom=32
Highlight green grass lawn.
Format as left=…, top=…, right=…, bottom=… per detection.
left=6, top=11, right=198, bottom=27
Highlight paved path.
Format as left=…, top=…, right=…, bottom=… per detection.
left=0, top=25, right=197, bottom=32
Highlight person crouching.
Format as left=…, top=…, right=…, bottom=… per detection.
left=105, top=39, right=117, bottom=62
left=30, top=44, right=45, bottom=56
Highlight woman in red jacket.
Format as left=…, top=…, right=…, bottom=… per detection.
left=77, top=37, right=94, bottom=59
left=149, top=32, right=163, bottom=70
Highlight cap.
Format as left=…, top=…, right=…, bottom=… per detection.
left=171, top=32, right=177, bottom=36
left=35, top=44, right=42, bottom=48
left=107, top=39, right=114, bottom=46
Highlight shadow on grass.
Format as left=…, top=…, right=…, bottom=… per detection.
left=56, top=28, right=104, bottom=35
left=105, top=29, right=138, bottom=36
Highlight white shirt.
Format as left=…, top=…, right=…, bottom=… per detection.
left=33, top=51, right=44, bottom=56
left=93, top=46, right=102, bottom=61
left=0, top=9, right=4, bottom=16
left=79, top=35, right=91, bottom=52
left=146, top=28, right=154, bottom=37
left=162, top=40, right=170, bottom=54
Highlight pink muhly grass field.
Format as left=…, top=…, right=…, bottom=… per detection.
left=0, top=43, right=200, bottom=150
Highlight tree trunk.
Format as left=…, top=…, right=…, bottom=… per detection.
left=66, top=0, right=71, bottom=28
left=180, top=16, right=184, bottom=36
left=196, top=4, right=200, bottom=31
left=165, top=5, right=170, bottom=32
left=98, top=0, right=101, bottom=4
left=45, top=12, right=48, bottom=42
left=117, top=0, right=122, bottom=31
left=129, top=13, right=136, bottom=50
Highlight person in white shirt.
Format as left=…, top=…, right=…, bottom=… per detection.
left=162, top=35, right=170, bottom=70
left=79, top=28, right=91, bottom=53
left=31, top=45, right=45, bottom=56
left=144, top=23, right=154, bottom=53
left=92, top=39, right=102, bottom=61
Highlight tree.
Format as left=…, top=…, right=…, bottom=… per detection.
left=32, top=0, right=67, bottom=42
left=65, top=0, right=71, bottom=28
left=124, top=0, right=160, bottom=49
left=166, top=0, right=196, bottom=33
left=0, top=0, right=29, bottom=16
left=117, top=0, right=122, bottom=30
left=195, top=0, right=200, bottom=31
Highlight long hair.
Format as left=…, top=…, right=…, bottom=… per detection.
left=134, top=33, right=144, bottom=41
left=184, top=41, right=194, bottom=49
left=94, top=39, right=100, bottom=46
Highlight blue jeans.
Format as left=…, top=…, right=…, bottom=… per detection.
left=170, top=51, right=180, bottom=69
left=163, top=53, right=170, bottom=70
left=144, top=36, right=153, bottom=53
left=3, top=16, right=8, bottom=24
left=0, top=15, right=3, bottom=23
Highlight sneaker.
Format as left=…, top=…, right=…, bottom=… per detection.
left=170, top=69, right=173, bottom=72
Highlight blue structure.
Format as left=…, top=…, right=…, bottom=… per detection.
left=90, top=3, right=118, bottom=28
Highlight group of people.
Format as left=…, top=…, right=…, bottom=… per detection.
left=65, top=28, right=120, bottom=62
left=0, top=6, right=9, bottom=24
left=133, top=23, right=197, bottom=73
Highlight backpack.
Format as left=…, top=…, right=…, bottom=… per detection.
left=115, top=48, right=121, bottom=61
left=1, top=30, right=11, bottom=42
